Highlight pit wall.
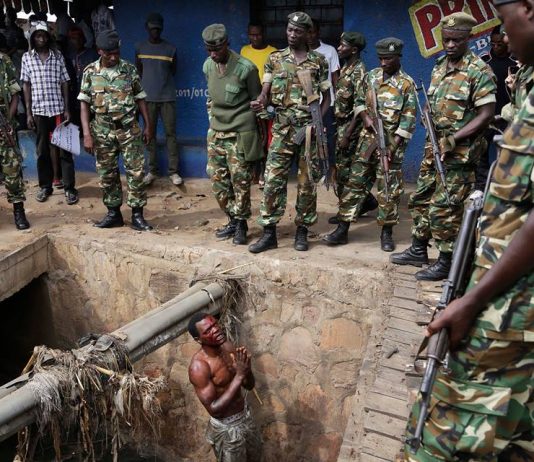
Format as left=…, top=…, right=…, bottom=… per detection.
left=46, top=234, right=390, bottom=461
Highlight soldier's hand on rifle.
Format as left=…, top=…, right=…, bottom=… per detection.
left=362, top=112, right=376, bottom=134
left=439, top=135, right=456, bottom=161
left=83, top=133, right=94, bottom=155
left=425, top=295, right=479, bottom=350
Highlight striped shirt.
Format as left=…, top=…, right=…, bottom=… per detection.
left=20, top=48, right=70, bottom=117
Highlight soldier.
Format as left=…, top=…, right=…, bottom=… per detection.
left=202, top=23, right=262, bottom=245
left=0, top=50, right=29, bottom=229
left=248, top=11, right=331, bottom=253
left=404, top=1, right=534, bottom=460
left=78, top=30, right=154, bottom=231
left=391, top=12, right=496, bottom=280
left=323, top=38, right=417, bottom=251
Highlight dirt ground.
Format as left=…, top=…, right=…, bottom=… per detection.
left=0, top=172, right=436, bottom=266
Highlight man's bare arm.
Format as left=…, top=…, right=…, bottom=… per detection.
left=80, top=101, right=94, bottom=154
left=23, top=82, right=34, bottom=130
left=250, top=82, right=272, bottom=112
left=453, top=103, right=495, bottom=144
left=320, top=89, right=331, bottom=118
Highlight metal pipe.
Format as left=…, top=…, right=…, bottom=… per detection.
left=0, top=281, right=226, bottom=442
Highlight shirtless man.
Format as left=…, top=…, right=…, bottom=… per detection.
left=188, top=312, right=262, bottom=461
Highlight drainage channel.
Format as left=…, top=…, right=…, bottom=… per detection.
left=0, top=233, right=392, bottom=461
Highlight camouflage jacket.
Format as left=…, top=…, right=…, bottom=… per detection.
left=334, top=58, right=365, bottom=121
left=511, top=65, right=533, bottom=112
left=468, top=85, right=534, bottom=342
left=428, top=51, right=496, bottom=163
left=263, top=47, right=330, bottom=121
left=354, top=67, right=417, bottom=142
left=0, top=53, right=20, bottom=115
left=78, top=58, right=147, bottom=126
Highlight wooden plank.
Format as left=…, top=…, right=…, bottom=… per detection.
left=362, top=431, right=403, bottom=460
left=364, top=391, right=410, bottom=419
left=384, top=327, right=422, bottom=346
left=387, top=317, right=422, bottom=335
left=364, top=410, right=407, bottom=439
left=393, top=286, right=417, bottom=300
left=393, top=265, right=418, bottom=275
left=395, top=279, right=417, bottom=289
left=388, top=307, right=419, bottom=322
left=381, top=348, right=412, bottom=373
left=389, top=297, right=422, bottom=312
left=360, top=453, right=391, bottom=462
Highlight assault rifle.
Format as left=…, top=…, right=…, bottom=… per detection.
left=0, top=107, right=16, bottom=148
left=414, top=81, right=452, bottom=207
left=293, top=69, right=330, bottom=190
left=407, top=188, right=485, bottom=452
left=369, top=85, right=389, bottom=202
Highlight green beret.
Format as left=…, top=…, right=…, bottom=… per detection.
left=440, top=12, right=477, bottom=32
left=287, top=11, right=312, bottom=29
left=146, top=12, right=163, bottom=29
left=96, top=30, right=120, bottom=51
left=341, top=31, right=366, bottom=50
left=202, top=24, right=227, bottom=47
left=375, top=37, right=403, bottom=56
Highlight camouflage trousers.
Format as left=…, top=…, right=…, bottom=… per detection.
left=409, top=143, right=477, bottom=253
left=206, top=407, right=263, bottom=462
left=92, top=119, right=146, bottom=208
left=258, top=122, right=319, bottom=227
left=338, top=131, right=405, bottom=226
left=0, top=140, right=25, bottom=203
left=206, top=129, right=253, bottom=220
left=405, top=334, right=534, bottom=461
left=335, top=118, right=360, bottom=197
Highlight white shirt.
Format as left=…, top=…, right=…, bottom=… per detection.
left=313, top=40, right=340, bottom=105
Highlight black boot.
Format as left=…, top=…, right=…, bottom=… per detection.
left=294, top=225, right=309, bottom=251
left=359, top=193, right=378, bottom=217
left=328, top=215, right=339, bottom=225
left=248, top=225, right=277, bottom=253
left=131, top=207, right=153, bottom=231
left=415, top=252, right=452, bottom=281
left=390, top=237, right=429, bottom=267
left=323, top=221, right=350, bottom=245
left=13, top=202, right=30, bottom=230
left=232, top=220, right=248, bottom=245
left=94, top=206, right=124, bottom=228
left=215, top=217, right=237, bottom=239
left=380, top=225, right=395, bottom=252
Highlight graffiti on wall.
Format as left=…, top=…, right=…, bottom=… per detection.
left=409, top=0, right=501, bottom=57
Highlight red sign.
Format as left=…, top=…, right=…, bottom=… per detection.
left=409, top=0, right=501, bottom=57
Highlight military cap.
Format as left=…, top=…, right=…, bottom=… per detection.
left=341, top=31, right=366, bottom=50
left=375, top=37, right=404, bottom=56
left=146, top=12, right=164, bottom=29
left=202, top=24, right=228, bottom=47
left=440, top=12, right=477, bottom=32
left=96, top=30, right=121, bottom=51
left=287, top=11, right=313, bottom=29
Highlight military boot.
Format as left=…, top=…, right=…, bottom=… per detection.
left=390, top=237, right=429, bottom=267
left=94, top=206, right=124, bottom=228
left=248, top=225, right=277, bottom=254
left=415, top=252, right=452, bottom=281
left=322, top=221, right=350, bottom=245
left=215, top=217, right=237, bottom=239
left=294, top=225, right=309, bottom=251
left=13, top=202, right=30, bottom=230
left=360, top=192, right=379, bottom=216
left=131, top=207, right=153, bottom=231
left=232, top=220, right=248, bottom=245
left=380, top=225, right=395, bottom=252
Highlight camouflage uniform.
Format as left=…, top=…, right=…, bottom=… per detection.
left=258, top=47, right=330, bottom=227
left=409, top=51, right=496, bottom=253
left=334, top=58, right=366, bottom=196
left=78, top=59, right=147, bottom=208
left=0, top=53, right=25, bottom=204
left=405, top=85, right=534, bottom=462
left=337, top=67, right=416, bottom=225
left=502, top=65, right=533, bottom=122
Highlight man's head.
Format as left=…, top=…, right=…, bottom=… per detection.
left=188, top=313, right=227, bottom=347
left=68, top=26, right=86, bottom=52
left=338, top=31, right=366, bottom=60
left=146, top=12, right=163, bottom=41
left=96, top=30, right=121, bottom=68
left=29, top=21, right=50, bottom=50
left=286, top=11, right=312, bottom=48
left=490, top=25, right=509, bottom=57
left=375, top=37, right=403, bottom=75
left=248, top=23, right=265, bottom=49
left=202, top=23, right=230, bottom=64
left=308, top=18, right=321, bottom=48
left=492, top=0, right=534, bottom=65
left=440, top=12, right=477, bottom=61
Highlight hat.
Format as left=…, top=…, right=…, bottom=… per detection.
left=341, top=31, right=366, bottom=50
left=375, top=37, right=403, bottom=56
left=96, top=30, right=121, bottom=51
left=287, top=11, right=312, bottom=29
left=440, top=12, right=477, bottom=32
left=202, top=24, right=227, bottom=47
left=29, top=21, right=49, bottom=38
left=146, top=12, right=163, bottom=30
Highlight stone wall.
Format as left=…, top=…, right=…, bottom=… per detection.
left=46, top=234, right=390, bottom=461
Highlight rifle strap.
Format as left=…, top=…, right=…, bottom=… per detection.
left=304, top=125, right=316, bottom=186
